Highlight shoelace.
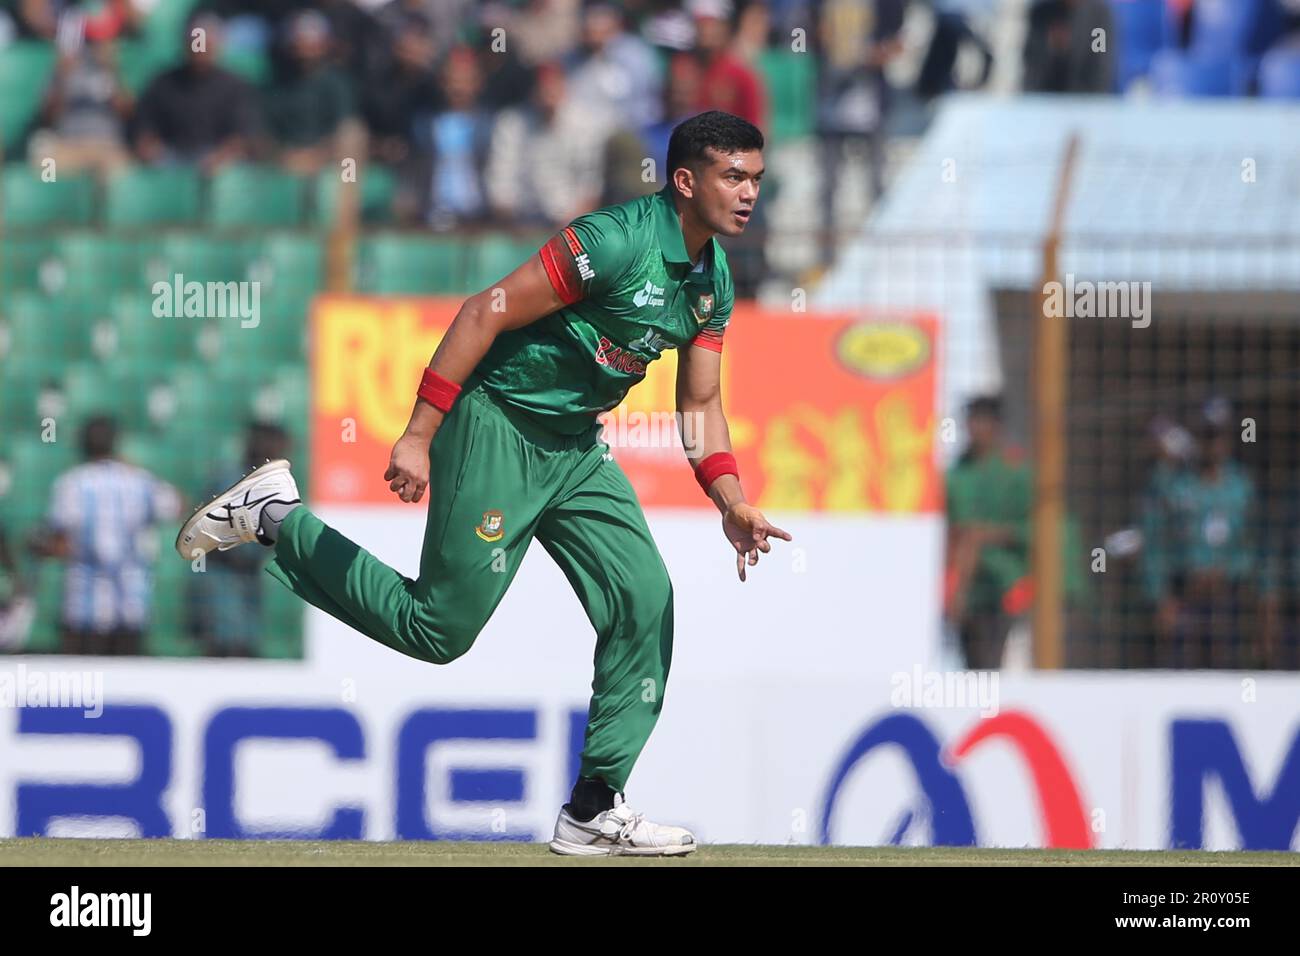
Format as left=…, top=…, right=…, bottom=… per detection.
left=610, top=805, right=647, bottom=843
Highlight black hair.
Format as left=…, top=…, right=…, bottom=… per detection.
left=666, top=110, right=764, bottom=184
left=966, top=395, right=1003, bottom=421
left=81, top=415, right=117, bottom=460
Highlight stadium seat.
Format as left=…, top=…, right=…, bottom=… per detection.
left=252, top=233, right=325, bottom=296
left=0, top=435, right=75, bottom=532
left=465, top=234, right=547, bottom=293
left=1149, top=50, right=1253, bottom=97
left=50, top=233, right=149, bottom=317
left=0, top=165, right=96, bottom=228
left=0, top=236, right=56, bottom=299
left=0, top=292, right=94, bottom=368
left=314, top=165, right=397, bottom=226
left=154, top=233, right=257, bottom=285
left=208, top=165, right=307, bottom=228
left=0, top=43, right=57, bottom=152
left=758, top=50, right=815, bottom=142
left=105, top=167, right=203, bottom=227
left=114, top=37, right=179, bottom=96
left=1258, top=47, right=1300, bottom=99
left=1109, top=0, right=1176, bottom=91
left=356, top=235, right=465, bottom=294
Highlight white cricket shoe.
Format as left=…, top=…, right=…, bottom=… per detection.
left=174, top=459, right=300, bottom=559
left=549, top=794, right=697, bottom=857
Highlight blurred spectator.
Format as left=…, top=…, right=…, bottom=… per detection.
left=11, top=0, right=59, bottom=40
left=641, top=52, right=704, bottom=177
left=691, top=0, right=766, bottom=128
left=568, top=1, right=663, bottom=128
left=471, top=1, right=536, bottom=110
left=316, top=0, right=391, bottom=90
left=944, top=396, right=1032, bottom=670
left=510, top=0, right=582, bottom=67
left=265, top=10, right=356, bottom=175
left=32, top=32, right=134, bottom=175
left=0, top=522, right=35, bottom=652
left=485, top=61, right=607, bottom=228
left=813, top=0, right=905, bottom=265
left=413, top=45, right=492, bottom=231
left=27, top=416, right=181, bottom=657
left=133, top=13, right=260, bottom=172
left=377, top=0, right=478, bottom=61
left=361, top=10, right=441, bottom=167
left=917, top=0, right=995, bottom=100
left=187, top=423, right=290, bottom=658
left=640, top=0, right=696, bottom=50
left=1022, top=0, right=1115, bottom=94
left=1141, top=398, right=1262, bottom=668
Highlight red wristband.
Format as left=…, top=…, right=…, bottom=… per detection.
left=417, top=368, right=462, bottom=413
left=694, top=451, right=739, bottom=495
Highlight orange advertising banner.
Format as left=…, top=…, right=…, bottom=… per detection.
left=311, top=297, right=939, bottom=513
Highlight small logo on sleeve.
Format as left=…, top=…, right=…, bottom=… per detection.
left=475, top=509, right=505, bottom=542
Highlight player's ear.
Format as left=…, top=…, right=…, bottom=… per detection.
left=672, top=167, right=694, bottom=199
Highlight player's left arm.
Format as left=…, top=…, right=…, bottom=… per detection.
left=676, top=338, right=792, bottom=582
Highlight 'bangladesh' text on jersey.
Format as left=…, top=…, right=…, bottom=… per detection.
left=465, top=186, right=735, bottom=435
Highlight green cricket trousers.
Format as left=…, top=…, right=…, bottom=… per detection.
left=264, top=384, right=674, bottom=792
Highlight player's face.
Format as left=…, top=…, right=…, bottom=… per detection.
left=693, top=148, right=764, bottom=237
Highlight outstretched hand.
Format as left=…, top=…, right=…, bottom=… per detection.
left=722, top=503, right=792, bottom=582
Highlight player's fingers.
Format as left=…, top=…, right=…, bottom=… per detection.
left=736, top=550, right=746, bottom=581
left=756, top=538, right=772, bottom=554
left=383, top=464, right=397, bottom=481
left=766, top=523, right=793, bottom=541
left=748, top=547, right=759, bottom=566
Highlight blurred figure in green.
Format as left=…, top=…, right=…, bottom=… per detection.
left=945, top=395, right=1032, bottom=669
left=1141, top=398, right=1263, bottom=668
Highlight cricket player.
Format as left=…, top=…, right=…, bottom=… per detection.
left=176, top=111, right=791, bottom=856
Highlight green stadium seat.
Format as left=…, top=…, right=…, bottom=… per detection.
left=0, top=435, right=75, bottom=532
left=108, top=291, right=200, bottom=367
left=314, top=165, right=397, bottom=226
left=1, top=165, right=96, bottom=228
left=154, top=233, right=257, bottom=285
left=357, top=234, right=465, bottom=294
left=0, top=292, right=94, bottom=368
left=252, top=233, right=325, bottom=294
left=105, top=167, right=203, bottom=227
left=50, top=233, right=150, bottom=318
left=208, top=165, right=306, bottom=228
left=465, top=234, right=546, bottom=293
left=0, top=43, right=57, bottom=152
left=759, top=50, right=815, bottom=143
left=0, top=236, right=57, bottom=298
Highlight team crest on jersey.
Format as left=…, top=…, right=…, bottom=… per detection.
left=475, top=509, right=505, bottom=542
left=693, top=293, right=714, bottom=325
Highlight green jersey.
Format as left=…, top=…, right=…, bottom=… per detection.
left=465, top=186, right=735, bottom=435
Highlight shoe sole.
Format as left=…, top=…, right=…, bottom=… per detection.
left=548, top=839, right=697, bottom=857
left=174, top=459, right=293, bottom=559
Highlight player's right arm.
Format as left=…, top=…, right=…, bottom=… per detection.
left=385, top=254, right=567, bottom=502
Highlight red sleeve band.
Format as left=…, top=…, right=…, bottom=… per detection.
left=694, top=451, right=739, bottom=495
left=417, top=367, right=462, bottom=413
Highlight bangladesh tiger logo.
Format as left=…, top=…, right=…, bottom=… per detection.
left=693, top=293, right=714, bottom=325
left=475, top=509, right=504, bottom=542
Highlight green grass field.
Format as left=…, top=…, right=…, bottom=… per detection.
left=1, top=839, right=1296, bottom=866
